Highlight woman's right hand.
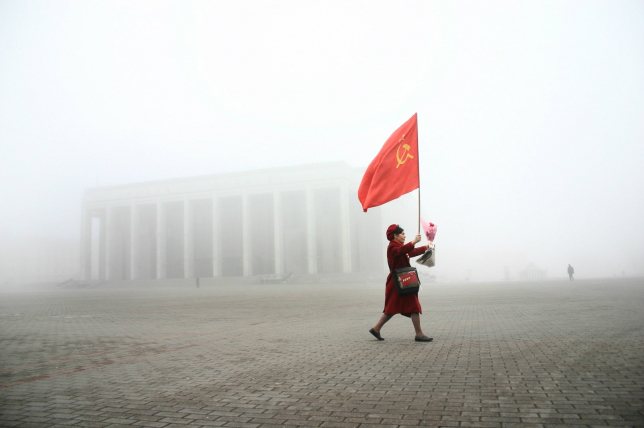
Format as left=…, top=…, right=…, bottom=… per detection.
left=412, top=234, right=421, bottom=245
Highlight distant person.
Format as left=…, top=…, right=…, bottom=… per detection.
left=568, top=264, right=574, bottom=281
left=369, top=224, right=433, bottom=342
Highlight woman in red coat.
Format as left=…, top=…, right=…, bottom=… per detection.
left=369, top=224, right=433, bottom=342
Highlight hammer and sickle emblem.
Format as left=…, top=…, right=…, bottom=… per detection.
left=396, top=134, right=414, bottom=168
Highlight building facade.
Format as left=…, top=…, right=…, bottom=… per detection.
left=80, top=162, right=413, bottom=281
left=519, top=263, right=547, bottom=281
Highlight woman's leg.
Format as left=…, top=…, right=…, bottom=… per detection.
left=411, top=313, right=424, bottom=337
left=373, top=313, right=393, bottom=332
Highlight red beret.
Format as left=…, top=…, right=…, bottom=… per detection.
left=386, top=224, right=400, bottom=241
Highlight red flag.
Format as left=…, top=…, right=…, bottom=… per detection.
left=358, top=113, right=419, bottom=212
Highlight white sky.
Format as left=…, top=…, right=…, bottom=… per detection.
left=1, top=1, right=643, bottom=280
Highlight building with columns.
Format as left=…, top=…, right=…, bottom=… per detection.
left=80, top=162, right=414, bottom=282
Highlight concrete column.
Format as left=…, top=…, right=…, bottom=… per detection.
left=340, top=184, right=352, bottom=273
left=273, top=192, right=284, bottom=275
left=105, top=206, right=114, bottom=281
left=80, top=208, right=92, bottom=280
left=156, top=201, right=167, bottom=280
left=184, top=199, right=194, bottom=278
left=306, top=188, right=317, bottom=274
left=212, top=196, right=221, bottom=277
left=130, top=204, right=138, bottom=280
left=242, top=194, right=251, bottom=276
left=99, top=209, right=107, bottom=281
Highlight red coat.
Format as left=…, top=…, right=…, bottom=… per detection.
left=384, top=240, right=427, bottom=316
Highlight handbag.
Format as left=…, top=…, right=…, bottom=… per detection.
left=416, top=246, right=435, bottom=268
left=390, top=266, right=421, bottom=296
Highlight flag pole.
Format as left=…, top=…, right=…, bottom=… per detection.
left=417, top=113, right=421, bottom=235
left=418, top=189, right=421, bottom=235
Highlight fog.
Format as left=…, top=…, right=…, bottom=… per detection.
left=1, top=1, right=643, bottom=283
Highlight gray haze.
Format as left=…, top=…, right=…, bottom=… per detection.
left=1, top=1, right=643, bottom=281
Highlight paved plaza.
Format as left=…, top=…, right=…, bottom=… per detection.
left=1, top=277, right=643, bottom=427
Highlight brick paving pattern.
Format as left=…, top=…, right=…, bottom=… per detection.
left=1, top=277, right=643, bottom=427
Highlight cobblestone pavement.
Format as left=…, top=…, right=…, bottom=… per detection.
left=1, top=277, right=643, bottom=428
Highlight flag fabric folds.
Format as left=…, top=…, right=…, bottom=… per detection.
left=358, top=113, right=419, bottom=212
